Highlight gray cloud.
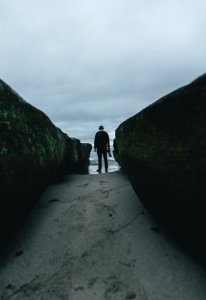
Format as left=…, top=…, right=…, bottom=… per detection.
left=1, top=0, right=206, bottom=143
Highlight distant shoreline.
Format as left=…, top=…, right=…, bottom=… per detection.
left=89, top=163, right=120, bottom=175
left=89, top=149, right=120, bottom=174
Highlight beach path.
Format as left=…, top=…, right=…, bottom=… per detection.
left=0, top=171, right=206, bottom=300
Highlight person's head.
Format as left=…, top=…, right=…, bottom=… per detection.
left=99, top=125, right=104, bottom=130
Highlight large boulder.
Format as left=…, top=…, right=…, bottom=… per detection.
left=0, top=79, right=91, bottom=241
left=114, top=74, right=206, bottom=257
left=65, top=137, right=92, bottom=173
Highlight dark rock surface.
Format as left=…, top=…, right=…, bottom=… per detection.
left=65, top=137, right=92, bottom=174
left=0, top=79, right=91, bottom=241
left=114, top=74, right=206, bottom=258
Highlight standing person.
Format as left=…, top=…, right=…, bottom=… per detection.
left=94, top=125, right=111, bottom=173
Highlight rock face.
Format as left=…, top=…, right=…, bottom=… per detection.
left=65, top=137, right=92, bottom=174
left=114, top=74, right=206, bottom=255
left=0, top=79, right=91, bottom=241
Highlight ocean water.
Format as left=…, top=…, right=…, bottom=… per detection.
left=89, top=149, right=120, bottom=174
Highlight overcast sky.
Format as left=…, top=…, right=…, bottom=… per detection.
left=0, top=0, right=206, bottom=143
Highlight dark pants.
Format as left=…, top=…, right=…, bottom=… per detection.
left=97, top=149, right=108, bottom=172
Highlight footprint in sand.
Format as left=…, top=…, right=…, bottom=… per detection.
left=99, top=180, right=107, bottom=185
left=100, top=189, right=113, bottom=198
left=96, top=203, right=116, bottom=216
left=103, top=275, right=145, bottom=300
left=48, top=199, right=59, bottom=203
left=150, top=226, right=161, bottom=233
left=77, top=183, right=89, bottom=188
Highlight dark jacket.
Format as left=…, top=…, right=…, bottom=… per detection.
left=94, top=130, right=110, bottom=152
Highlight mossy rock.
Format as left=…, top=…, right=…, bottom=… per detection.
left=0, top=79, right=91, bottom=242
left=115, top=74, right=206, bottom=258
left=64, top=137, right=92, bottom=173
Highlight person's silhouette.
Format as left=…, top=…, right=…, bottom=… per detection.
left=94, top=125, right=111, bottom=173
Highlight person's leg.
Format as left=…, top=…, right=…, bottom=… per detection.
left=103, top=150, right=108, bottom=172
left=97, top=149, right=102, bottom=172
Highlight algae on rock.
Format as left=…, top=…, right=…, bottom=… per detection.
left=0, top=79, right=91, bottom=242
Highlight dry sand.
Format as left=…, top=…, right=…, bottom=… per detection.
left=0, top=171, right=206, bottom=300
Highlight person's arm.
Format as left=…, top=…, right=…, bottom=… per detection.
left=106, top=133, right=111, bottom=155
left=94, top=133, right=97, bottom=151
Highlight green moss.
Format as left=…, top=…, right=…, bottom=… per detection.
left=0, top=78, right=92, bottom=243
left=0, top=146, right=8, bottom=155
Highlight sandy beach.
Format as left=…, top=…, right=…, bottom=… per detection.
left=0, top=171, right=206, bottom=300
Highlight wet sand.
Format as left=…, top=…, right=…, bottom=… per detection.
left=0, top=171, right=206, bottom=299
